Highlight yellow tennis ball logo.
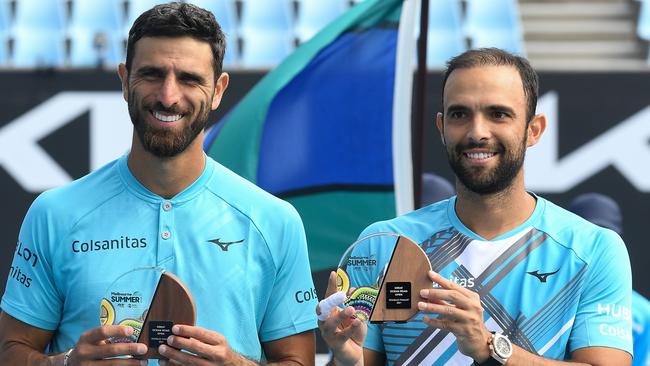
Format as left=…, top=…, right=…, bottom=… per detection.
left=100, top=298, right=115, bottom=326
left=336, top=268, right=350, bottom=294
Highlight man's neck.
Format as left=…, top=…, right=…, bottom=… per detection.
left=454, top=176, right=536, bottom=240
left=127, top=136, right=206, bottom=199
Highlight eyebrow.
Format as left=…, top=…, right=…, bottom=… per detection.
left=445, top=104, right=471, bottom=114
left=134, top=66, right=207, bottom=85
left=485, top=105, right=517, bottom=117
left=135, top=66, right=164, bottom=77
left=445, top=104, right=517, bottom=117
left=178, top=71, right=206, bottom=85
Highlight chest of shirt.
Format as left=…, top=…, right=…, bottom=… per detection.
left=50, top=197, right=275, bottom=326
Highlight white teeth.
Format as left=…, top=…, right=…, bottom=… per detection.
left=153, top=111, right=182, bottom=122
left=466, top=152, right=495, bottom=160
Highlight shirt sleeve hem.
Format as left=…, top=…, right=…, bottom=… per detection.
left=569, top=341, right=633, bottom=357
left=363, top=343, right=384, bottom=353
left=0, top=298, right=59, bottom=331
left=259, top=317, right=317, bottom=343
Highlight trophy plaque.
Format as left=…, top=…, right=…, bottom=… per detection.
left=336, top=233, right=432, bottom=323
left=100, top=267, right=196, bottom=359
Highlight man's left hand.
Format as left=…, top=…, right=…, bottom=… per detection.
left=158, top=324, right=251, bottom=366
left=418, top=270, right=492, bottom=363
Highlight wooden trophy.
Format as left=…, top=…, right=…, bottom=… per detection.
left=101, top=268, right=196, bottom=360
left=368, top=235, right=432, bottom=323
left=136, top=271, right=196, bottom=359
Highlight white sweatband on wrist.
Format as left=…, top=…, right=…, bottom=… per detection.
left=317, top=291, right=347, bottom=321
left=63, top=348, right=74, bottom=366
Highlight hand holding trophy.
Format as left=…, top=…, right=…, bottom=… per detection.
left=334, top=232, right=432, bottom=323
left=100, top=267, right=196, bottom=360
left=317, top=233, right=432, bottom=366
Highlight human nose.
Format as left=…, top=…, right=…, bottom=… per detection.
left=157, top=75, right=182, bottom=108
left=466, top=115, right=491, bottom=143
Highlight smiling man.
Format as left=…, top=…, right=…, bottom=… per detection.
left=0, top=3, right=316, bottom=366
left=318, top=48, right=633, bottom=365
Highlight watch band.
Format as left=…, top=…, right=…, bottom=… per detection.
left=472, top=358, right=502, bottom=366
left=63, top=348, right=74, bottom=366
left=473, top=331, right=512, bottom=365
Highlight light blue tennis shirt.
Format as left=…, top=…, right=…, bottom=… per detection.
left=352, top=195, right=633, bottom=365
left=2, top=154, right=318, bottom=362
left=632, top=291, right=650, bottom=366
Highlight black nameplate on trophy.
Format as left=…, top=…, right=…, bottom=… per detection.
left=148, top=320, right=174, bottom=348
left=386, top=282, right=411, bottom=309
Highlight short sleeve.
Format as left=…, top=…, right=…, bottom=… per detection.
left=258, top=204, right=317, bottom=342
left=364, top=323, right=386, bottom=353
left=632, top=291, right=650, bottom=366
left=1, top=194, right=63, bottom=330
left=569, top=230, right=633, bottom=355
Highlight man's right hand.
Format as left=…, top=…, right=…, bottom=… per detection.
left=317, top=271, right=367, bottom=366
left=0, top=312, right=148, bottom=366
left=65, top=325, right=147, bottom=365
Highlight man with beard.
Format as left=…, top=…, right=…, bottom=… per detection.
left=0, top=3, right=317, bottom=366
left=318, top=48, right=633, bottom=365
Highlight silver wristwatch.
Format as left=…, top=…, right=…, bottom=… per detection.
left=489, top=332, right=513, bottom=364
left=63, top=348, right=74, bottom=366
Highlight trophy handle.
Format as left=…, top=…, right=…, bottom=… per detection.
left=369, top=236, right=432, bottom=323
left=137, top=272, right=197, bottom=359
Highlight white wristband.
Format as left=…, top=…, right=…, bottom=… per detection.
left=63, top=348, right=74, bottom=366
left=317, top=291, right=347, bottom=321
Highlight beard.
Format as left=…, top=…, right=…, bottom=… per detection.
left=127, top=90, right=211, bottom=158
left=445, top=133, right=527, bottom=195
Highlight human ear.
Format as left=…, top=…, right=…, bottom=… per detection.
left=211, top=72, right=230, bottom=110
left=436, top=112, right=446, bottom=146
left=117, top=63, right=129, bottom=102
left=526, top=113, right=547, bottom=147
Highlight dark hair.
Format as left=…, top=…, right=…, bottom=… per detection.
left=126, top=2, right=226, bottom=78
left=441, top=48, right=539, bottom=123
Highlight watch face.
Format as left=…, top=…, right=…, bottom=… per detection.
left=494, top=336, right=512, bottom=357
